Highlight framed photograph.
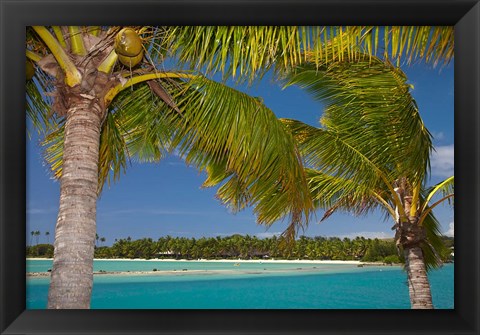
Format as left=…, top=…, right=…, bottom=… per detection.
left=1, top=0, right=479, bottom=334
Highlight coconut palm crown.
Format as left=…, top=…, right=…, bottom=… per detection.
left=280, top=54, right=454, bottom=309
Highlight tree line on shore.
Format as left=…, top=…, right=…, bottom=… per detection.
left=27, top=234, right=454, bottom=264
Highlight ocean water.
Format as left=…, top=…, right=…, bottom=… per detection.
left=26, top=260, right=454, bottom=309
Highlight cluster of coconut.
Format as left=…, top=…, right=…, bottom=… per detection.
left=114, top=27, right=144, bottom=67
left=26, top=27, right=144, bottom=81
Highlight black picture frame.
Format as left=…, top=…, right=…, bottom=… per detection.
left=1, top=1, right=479, bottom=334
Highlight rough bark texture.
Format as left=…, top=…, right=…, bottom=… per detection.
left=404, top=244, right=434, bottom=309
left=394, top=184, right=434, bottom=309
left=47, top=98, right=103, bottom=309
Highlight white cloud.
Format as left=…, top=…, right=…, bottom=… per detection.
left=431, top=131, right=445, bottom=142
left=444, top=222, right=454, bottom=237
left=430, top=145, right=454, bottom=177
left=338, top=231, right=394, bottom=239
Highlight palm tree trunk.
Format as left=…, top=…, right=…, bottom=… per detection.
left=47, top=97, right=103, bottom=309
left=403, top=244, right=434, bottom=309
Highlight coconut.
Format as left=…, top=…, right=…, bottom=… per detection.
left=115, top=28, right=143, bottom=57
left=118, top=50, right=144, bottom=67
left=26, top=61, right=35, bottom=81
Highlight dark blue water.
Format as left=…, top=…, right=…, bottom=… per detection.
left=26, top=261, right=453, bottom=309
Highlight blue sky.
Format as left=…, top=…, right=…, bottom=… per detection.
left=26, top=61, right=454, bottom=245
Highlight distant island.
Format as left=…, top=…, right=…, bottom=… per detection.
left=26, top=234, right=454, bottom=265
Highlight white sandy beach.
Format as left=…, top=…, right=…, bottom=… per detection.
left=26, top=258, right=393, bottom=278
left=27, top=257, right=361, bottom=264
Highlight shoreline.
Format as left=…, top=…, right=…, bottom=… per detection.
left=27, top=257, right=363, bottom=264
left=26, top=258, right=400, bottom=278
left=27, top=268, right=334, bottom=278
left=27, top=264, right=398, bottom=278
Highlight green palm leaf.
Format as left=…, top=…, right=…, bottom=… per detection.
left=304, top=168, right=390, bottom=221
left=417, top=208, right=446, bottom=271
left=110, top=82, right=177, bottom=164
left=161, top=26, right=453, bottom=83
left=26, top=69, right=57, bottom=137
left=345, top=26, right=454, bottom=67
left=281, top=118, right=393, bottom=196
left=164, top=76, right=313, bottom=232
left=97, top=111, right=129, bottom=193
left=281, top=55, right=447, bottom=272
left=164, top=26, right=318, bottom=82
left=283, top=56, right=433, bottom=187
left=41, top=71, right=314, bottom=236
left=423, top=175, right=454, bottom=208
left=42, top=120, right=65, bottom=181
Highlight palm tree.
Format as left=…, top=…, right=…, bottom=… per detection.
left=29, top=231, right=35, bottom=246
left=280, top=54, right=454, bottom=308
left=27, top=26, right=321, bottom=308
left=45, top=231, right=50, bottom=244
left=99, top=237, right=106, bottom=247
left=34, top=230, right=41, bottom=245
left=26, top=26, right=453, bottom=309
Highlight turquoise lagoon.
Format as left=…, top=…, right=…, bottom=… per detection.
left=26, top=259, right=454, bottom=309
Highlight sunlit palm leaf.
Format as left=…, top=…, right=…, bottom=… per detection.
left=42, top=81, right=179, bottom=192
left=26, top=79, right=51, bottom=137
left=163, top=26, right=321, bottom=82
left=423, top=175, right=454, bottom=207
left=42, top=121, right=65, bottom=181
left=109, top=83, right=176, bottom=163
left=162, top=26, right=453, bottom=83
left=345, top=26, right=454, bottom=67
left=163, top=76, right=313, bottom=233
left=281, top=56, right=446, bottom=270
left=304, top=168, right=389, bottom=220
left=283, top=55, right=433, bottom=187
left=281, top=118, right=392, bottom=195
left=26, top=67, right=57, bottom=137
left=41, top=72, right=314, bottom=237
left=97, top=111, right=129, bottom=193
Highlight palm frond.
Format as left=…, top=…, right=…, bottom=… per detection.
left=283, top=56, right=433, bottom=187
left=26, top=79, right=52, bottom=137
left=418, top=209, right=447, bottom=271
left=423, top=175, right=454, bottom=208
left=42, top=120, right=65, bottom=181
left=41, top=80, right=178, bottom=192
left=345, top=26, right=454, bottom=67
left=164, top=26, right=453, bottom=83
left=164, top=26, right=324, bottom=82
left=304, top=168, right=390, bottom=221
left=26, top=65, right=57, bottom=137
left=41, top=69, right=315, bottom=236
left=202, top=157, right=233, bottom=188
left=281, top=118, right=393, bottom=196
left=109, top=82, right=176, bottom=163
left=164, top=75, right=313, bottom=233
left=97, top=111, right=129, bottom=193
